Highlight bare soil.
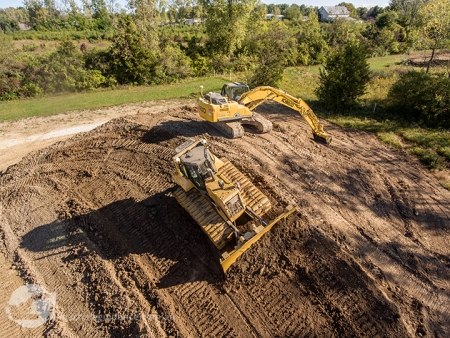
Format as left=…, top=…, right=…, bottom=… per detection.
left=1, top=101, right=449, bottom=337
left=408, top=52, right=450, bottom=67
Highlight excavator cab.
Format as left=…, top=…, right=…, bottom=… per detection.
left=221, top=82, right=250, bottom=101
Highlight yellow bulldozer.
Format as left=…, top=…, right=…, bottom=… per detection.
left=197, top=82, right=332, bottom=144
left=172, top=138, right=296, bottom=273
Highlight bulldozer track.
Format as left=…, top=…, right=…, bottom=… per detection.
left=218, top=159, right=271, bottom=216
left=174, top=187, right=232, bottom=249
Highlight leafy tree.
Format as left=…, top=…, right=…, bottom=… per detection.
left=296, top=11, right=329, bottom=65
left=128, top=0, right=160, bottom=44
left=91, top=0, right=112, bottom=30
left=154, top=41, right=192, bottom=83
left=109, top=15, right=157, bottom=84
left=356, top=7, right=368, bottom=18
left=375, top=10, right=398, bottom=29
left=0, top=7, right=29, bottom=23
left=0, top=16, right=19, bottom=33
left=338, top=2, right=357, bottom=18
left=284, top=4, right=301, bottom=22
left=272, top=6, right=281, bottom=16
left=201, top=0, right=259, bottom=57
left=23, top=0, right=44, bottom=28
left=324, top=18, right=362, bottom=48
left=246, top=21, right=297, bottom=87
left=418, top=0, right=450, bottom=73
left=29, top=40, right=106, bottom=93
left=276, top=3, right=289, bottom=13
left=389, top=0, right=425, bottom=31
left=315, top=41, right=371, bottom=112
left=363, top=5, right=385, bottom=21
left=363, top=10, right=406, bottom=55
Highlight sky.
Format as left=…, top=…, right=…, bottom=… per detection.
left=0, top=0, right=390, bottom=11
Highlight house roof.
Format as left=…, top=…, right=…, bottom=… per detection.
left=321, top=6, right=350, bottom=15
left=18, top=23, right=31, bottom=31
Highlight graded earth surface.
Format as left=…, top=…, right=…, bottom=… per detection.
left=0, top=101, right=449, bottom=337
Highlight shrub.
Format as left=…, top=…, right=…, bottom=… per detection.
left=108, top=15, right=157, bottom=85
left=315, top=41, right=371, bottom=112
left=387, top=71, right=450, bottom=127
left=153, top=43, right=192, bottom=84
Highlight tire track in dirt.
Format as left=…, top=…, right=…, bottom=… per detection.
left=0, top=251, right=46, bottom=338
left=232, top=106, right=450, bottom=336
left=1, top=105, right=449, bottom=337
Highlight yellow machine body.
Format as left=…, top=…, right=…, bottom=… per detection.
left=172, top=138, right=296, bottom=272
left=197, top=82, right=332, bottom=144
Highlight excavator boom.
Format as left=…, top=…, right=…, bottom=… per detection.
left=238, top=86, right=332, bottom=144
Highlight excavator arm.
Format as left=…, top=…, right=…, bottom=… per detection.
left=238, top=86, right=332, bottom=144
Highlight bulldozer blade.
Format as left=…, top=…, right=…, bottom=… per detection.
left=221, top=204, right=297, bottom=273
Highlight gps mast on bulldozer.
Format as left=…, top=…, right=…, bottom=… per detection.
left=197, top=82, right=332, bottom=144
left=172, top=138, right=296, bottom=272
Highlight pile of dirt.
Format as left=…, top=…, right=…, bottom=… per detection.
left=1, top=103, right=449, bottom=337
left=408, top=52, right=450, bottom=67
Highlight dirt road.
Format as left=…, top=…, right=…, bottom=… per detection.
left=1, top=102, right=449, bottom=337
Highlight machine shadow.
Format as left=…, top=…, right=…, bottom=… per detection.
left=21, top=188, right=226, bottom=289
left=141, top=119, right=223, bottom=144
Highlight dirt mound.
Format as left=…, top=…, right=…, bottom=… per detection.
left=1, top=104, right=449, bottom=337
left=408, top=52, right=450, bottom=67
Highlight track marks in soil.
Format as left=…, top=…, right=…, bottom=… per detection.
left=1, top=105, right=449, bottom=337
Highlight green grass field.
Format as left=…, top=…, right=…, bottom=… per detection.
left=0, top=76, right=228, bottom=121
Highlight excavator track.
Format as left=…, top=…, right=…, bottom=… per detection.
left=174, top=187, right=233, bottom=249
left=241, top=112, right=273, bottom=133
left=218, top=159, right=271, bottom=216
left=210, top=121, right=245, bottom=139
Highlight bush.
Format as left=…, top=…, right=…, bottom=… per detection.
left=387, top=71, right=450, bottom=127
left=109, top=15, right=157, bottom=85
left=437, top=146, right=450, bottom=161
left=153, top=43, right=192, bottom=84
left=315, top=41, right=371, bottom=112
left=0, top=16, right=19, bottom=34
left=0, top=75, right=20, bottom=100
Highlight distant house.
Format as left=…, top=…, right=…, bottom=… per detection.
left=317, top=6, right=350, bottom=22
left=18, top=23, right=31, bottom=31
left=266, top=14, right=284, bottom=20
left=184, top=18, right=201, bottom=25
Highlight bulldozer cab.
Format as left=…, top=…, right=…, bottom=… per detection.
left=178, top=143, right=217, bottom=191
left=221, top=82, right=250, bottom=101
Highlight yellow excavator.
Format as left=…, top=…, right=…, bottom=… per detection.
left=172, top=138, right=296, bottom=273
left=197, top=82, right=332, bottom=144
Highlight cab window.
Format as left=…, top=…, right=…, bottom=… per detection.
left=185, top=165, right=206, bottom=190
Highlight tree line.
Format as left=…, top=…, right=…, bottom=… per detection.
left=0, top=0, right=449, bottom=126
